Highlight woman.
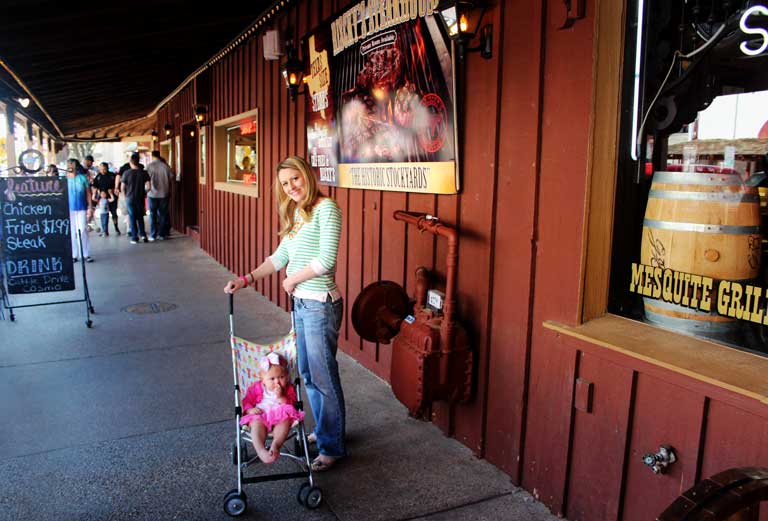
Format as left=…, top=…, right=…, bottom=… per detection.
left=224, top=156, right=345, bottom=471
left=66, top=159, right=93, bottom=262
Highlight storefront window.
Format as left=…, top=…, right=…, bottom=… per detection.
left=212, top=108, right=259, bottom=196
left=225, top=122, right=257, bottom=185
left=610, top=1, right=768, bottom=355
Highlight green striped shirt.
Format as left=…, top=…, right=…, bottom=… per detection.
left=269, top=198, right=342, bottom=294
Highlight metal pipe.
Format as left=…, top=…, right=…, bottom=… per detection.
left=414, top=266, right=429, bottom=312
left=393, top=211, right=458, bottom=391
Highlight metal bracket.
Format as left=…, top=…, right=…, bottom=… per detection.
left=559, top=0, right=586, bottom=29
left=642, top=445, right=677, bottom=474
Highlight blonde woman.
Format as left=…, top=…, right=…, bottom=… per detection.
left=224, top=156, right=345, bottom=471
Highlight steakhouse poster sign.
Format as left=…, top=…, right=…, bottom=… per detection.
left=305, top=0, right=458, bottom=194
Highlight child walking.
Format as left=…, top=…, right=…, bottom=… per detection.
left=240, top=352, right=304, bottom=464
left=97, top=190, right=115, bottom=237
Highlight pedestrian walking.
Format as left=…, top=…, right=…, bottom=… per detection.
left=146, top=150, right=174, bottom=240
left=83, top=155, right=98, bottom=231
left=92, top=162, right=121, bottom=236
left=66, top=158, right=93, bottom=262
left=120, top=153, right=150, bottom=244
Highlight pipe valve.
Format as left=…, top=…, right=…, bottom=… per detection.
left=642, top=445, right=677, bottom=474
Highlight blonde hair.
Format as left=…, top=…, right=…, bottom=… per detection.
left=273, top=156, right=322, bottom=237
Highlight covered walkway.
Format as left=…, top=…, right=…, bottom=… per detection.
left=0, top=232, right=557, bottom=520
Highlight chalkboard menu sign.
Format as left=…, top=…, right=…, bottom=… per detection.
left=1, top=177, right=75, bottom=294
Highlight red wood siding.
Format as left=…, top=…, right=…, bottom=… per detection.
left=158, top=0, right=768, bottom=518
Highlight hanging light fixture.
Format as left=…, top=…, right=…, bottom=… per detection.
left=435, top=0, right=493, bottom=61
left=164, top=123, right=173, bottom=137
left=281, top=44, right=306, bottom=101
left=151, top=130, right=158, bottom=142
left=193, top=104, right=208, bottom=126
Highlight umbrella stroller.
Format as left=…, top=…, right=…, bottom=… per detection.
left=223, top=293, right=321, bottom=517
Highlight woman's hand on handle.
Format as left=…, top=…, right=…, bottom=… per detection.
left=224, top=278, right=245, bottom=294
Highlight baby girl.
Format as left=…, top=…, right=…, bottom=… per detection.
left=240, top=352, right=304, bottom=464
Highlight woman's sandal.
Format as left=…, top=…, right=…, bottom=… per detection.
left=310, top=455, right=337, bottom=472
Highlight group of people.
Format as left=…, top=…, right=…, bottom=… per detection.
left=65, top=151, right=175, bottom=260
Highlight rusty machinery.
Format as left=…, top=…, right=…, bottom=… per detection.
left=351, top=211, right=473, bottom=419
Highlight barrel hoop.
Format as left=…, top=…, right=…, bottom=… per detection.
left=653, top=171, right=744, bottom=186
left=648, top=190, right=760, bottom=203
left=643, top=219, right=761, bottom=235
left=644, top=308, right=738, bottom=334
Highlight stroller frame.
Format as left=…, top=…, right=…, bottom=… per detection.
left=223, top=293, right=321, bottom=516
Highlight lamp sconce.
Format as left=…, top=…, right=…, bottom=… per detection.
left=435, top=0, right=493, bottom=61
left=164, top=123, right=173, bottom=137
left=282, top=44, right=307, bottom=102
left=193, top=104, right=208, bottom=126
left=151, top=130, right=158, bottom=142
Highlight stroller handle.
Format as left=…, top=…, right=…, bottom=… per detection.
left=229, top=292, right=234, bottom=316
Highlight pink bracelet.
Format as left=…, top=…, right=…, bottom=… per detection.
left=239, top=275, right=249, bottom=287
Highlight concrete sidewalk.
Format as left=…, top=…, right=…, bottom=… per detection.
left=0, top=230, right=558, bottom=521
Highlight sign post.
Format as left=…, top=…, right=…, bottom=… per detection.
left=1, top=176, right=94, bottom=327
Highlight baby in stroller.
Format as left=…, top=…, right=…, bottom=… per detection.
left=240, top=352, right=304, bottom=464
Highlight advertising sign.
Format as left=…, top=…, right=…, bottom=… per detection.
left=1, top=177, right=75, bottom=294
left=305, top=0, right=458, bottom=194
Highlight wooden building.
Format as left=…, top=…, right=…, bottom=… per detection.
left=155, top=1, right=768, bottom=519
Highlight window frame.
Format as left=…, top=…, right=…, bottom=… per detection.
left=212, top=108, right=260, bottom=198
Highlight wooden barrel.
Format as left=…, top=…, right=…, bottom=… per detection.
left=657, top=466, right=768, bottom=520
left=640, top=166, right=761, bottom=340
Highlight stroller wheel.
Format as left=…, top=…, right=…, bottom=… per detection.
left=305, top=486, right=323, bottom=509
left=223, top=489, right=247, bottom=517
left=297, top=482, right=310, bottom=506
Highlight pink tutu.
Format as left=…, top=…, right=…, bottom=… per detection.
left=240, top=403, right=304, bottom=431
left=239, top=382, right=304, bottom=431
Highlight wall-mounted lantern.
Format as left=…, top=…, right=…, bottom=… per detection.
left=193, top=104, right=208, bottom=126
left=164, top=123, right=173, bottom=137
left=151, top=130, right=158, bottom=143
left=435, top=0, right=493, bottom=61
left=281, top=44, right=306, bottom=102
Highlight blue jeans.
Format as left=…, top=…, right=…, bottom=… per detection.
left=148, top=196, right=169, bottom=239
left=294, top=297, right=346, bottom=458
left=125, top=197, right=146, bottom=241
left=100, top=211, right=109, bottom=233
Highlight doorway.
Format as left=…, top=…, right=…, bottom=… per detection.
left=181, top=123, right=199, bottom=236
